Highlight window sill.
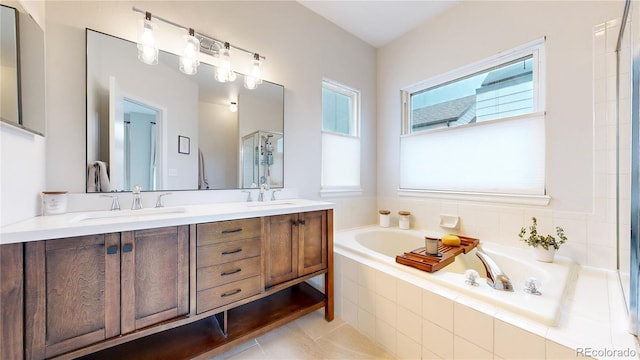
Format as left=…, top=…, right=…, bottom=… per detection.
left=320, top=187, right=364, bottom=198
left=397, top=189, right=551, bottom=206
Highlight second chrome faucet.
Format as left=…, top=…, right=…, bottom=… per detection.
left=475, top=250, right=514, bottom=291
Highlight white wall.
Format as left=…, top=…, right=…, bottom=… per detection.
left=377, top=1, right=625, bottom=268
left=198, top=101, right=237, bottom=189
left=41, top=1, right=377, bottom=226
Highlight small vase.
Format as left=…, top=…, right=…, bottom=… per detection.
left=534, top=246, right=555, bottom=262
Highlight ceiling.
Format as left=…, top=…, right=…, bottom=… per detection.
left=297, top=1, right=459, bottom=48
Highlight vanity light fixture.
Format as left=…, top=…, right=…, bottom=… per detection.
left=137, top=11, right=159, bottom=65
left=179, top=28, right=200, bottom=75
left=132, top=6, right=266, bottom=89
left=229, top=101, right=238, bottom=112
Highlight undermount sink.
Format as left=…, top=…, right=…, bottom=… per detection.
left=246, top=200, right=298, bottom=208
left=69, top=207, right=187, bottom=223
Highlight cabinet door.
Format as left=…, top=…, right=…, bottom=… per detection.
left=1, top=244, right=24, bottom=360
left=265, top=213, right=299, bottom=287
left=25, top=234, right=121, bottom=359
left=298, top=211, right=328, bottom=276
left=121, top=226, right=189, bottom=334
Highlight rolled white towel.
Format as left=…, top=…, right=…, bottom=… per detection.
left=96, top=161, right=111, bottom=192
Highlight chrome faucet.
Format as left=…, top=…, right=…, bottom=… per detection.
left=131, top=184, right=143, bottom=210
left=101, top=194, right=121, bottom=211
left=271, top=189, right=281, bottom=201
left=155, top=192, right=172, bottom=208
left=475, top=250, right=513, bottom=291
left=258, top=184, right=270, bottom=202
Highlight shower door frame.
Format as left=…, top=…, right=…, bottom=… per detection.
left=629, top=22, right=640, bottom=335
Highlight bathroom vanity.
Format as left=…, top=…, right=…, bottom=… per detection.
left=0, top=200, right=333, bottom=360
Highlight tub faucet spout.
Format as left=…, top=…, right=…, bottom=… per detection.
left=475, top=250, right=513, bottom=292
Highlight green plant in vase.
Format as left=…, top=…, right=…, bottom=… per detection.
left=518, top=217, right=567, bottom=260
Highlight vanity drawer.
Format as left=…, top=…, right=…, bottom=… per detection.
left=196, top=275, right=262, bottom=314
left=197, top=238, right=261, bottom=267
left=197, top=218, right=262, bottom=246
left=197, top=256, right=261, bottom=290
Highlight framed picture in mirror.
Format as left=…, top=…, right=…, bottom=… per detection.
left=178, top=136, right=190, bottom=155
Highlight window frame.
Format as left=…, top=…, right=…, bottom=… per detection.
left=398, top=38, right=550, bottom=206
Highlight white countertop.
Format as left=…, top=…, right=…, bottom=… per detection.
left=0, top=199, right=334, bottom=244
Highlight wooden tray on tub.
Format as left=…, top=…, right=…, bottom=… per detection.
left=395, top=235, right=479, bottom=273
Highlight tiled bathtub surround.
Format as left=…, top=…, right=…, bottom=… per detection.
left=334, top=251, right=637, bottom=359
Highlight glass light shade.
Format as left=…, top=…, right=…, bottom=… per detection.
left=137, top=19, right=158, bottom=65
left=250, top=57, right=263, bottom=85
left=229, top=102, right=238, bottom=112
left=244, top=55, right=263, bottom=89
left=179, top=34, right=200, bottom=75
left=214, top=44, right=236, bottom=83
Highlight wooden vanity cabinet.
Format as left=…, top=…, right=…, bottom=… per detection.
left=24, top=226, right=189, bottom=359
left=9, top=209, right=332, bottom=359
left=265, top=210, right=328, bottom=287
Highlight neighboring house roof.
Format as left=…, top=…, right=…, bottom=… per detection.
left=477, top=61, right=532, bottom=94
left=412, top=94, right=476, bottom=130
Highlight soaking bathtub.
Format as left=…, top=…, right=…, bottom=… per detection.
left=334, top=226, right=578, bottom=326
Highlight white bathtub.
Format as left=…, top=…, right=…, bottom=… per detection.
left=335, top=226, right=578, bottom=326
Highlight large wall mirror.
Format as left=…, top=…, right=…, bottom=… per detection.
left=86, top=29, right=284, bottom=193
left=0, top=3, right=46, bottom=136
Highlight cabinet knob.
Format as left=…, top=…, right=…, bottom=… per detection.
left=122, top=244, right=133, bottom=253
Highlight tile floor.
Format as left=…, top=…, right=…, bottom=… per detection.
left=211, top=310, right=394, bottom=359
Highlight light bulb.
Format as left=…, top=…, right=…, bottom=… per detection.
left=180, top=57, right=196, bottom=75
left=229, top=102, right=238, bottom=112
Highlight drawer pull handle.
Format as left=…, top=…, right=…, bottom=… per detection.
left=221, top=228, right=243, bottom=234
left=106, top=246, right=118, bottom=255
left=221, top=268, right=242, bottom=276
left=299, top=220, right=306, bottom=225
left=122, top=244, right=133, bottom=253
left=221, top=248, right=243, bottom=255
left=221, top=288, right=242, bottom=297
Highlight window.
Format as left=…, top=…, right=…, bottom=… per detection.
left=400, top=39, right=548, bottom=204
left=321, top=79, right=361, bottom=194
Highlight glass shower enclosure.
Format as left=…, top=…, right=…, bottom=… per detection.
left=240, top=130, right=283, bottom=189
